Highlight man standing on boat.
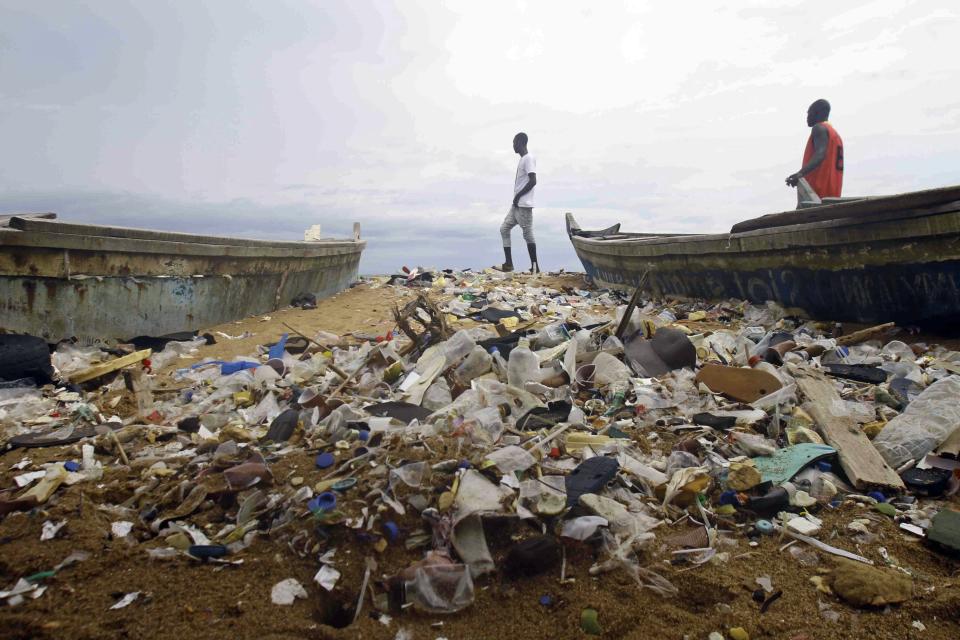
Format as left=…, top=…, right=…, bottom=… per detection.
left=785, top=99, right=843, bottom=205
left=499, top=132, right=539, bottom=273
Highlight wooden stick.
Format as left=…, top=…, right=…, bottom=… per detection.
left=835, top=322, right=896, bottom=346
left=280, top=322, right=349, bottom=380
left=110, top=431, right=129, bottom=466
left=614, top=271, right=650, bottom=341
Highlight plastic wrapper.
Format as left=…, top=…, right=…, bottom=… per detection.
left=404, top=563, right=475, bottom=613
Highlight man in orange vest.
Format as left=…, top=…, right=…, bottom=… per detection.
left=785, top=99, right=843, bottom=205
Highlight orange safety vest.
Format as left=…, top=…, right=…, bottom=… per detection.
left=802, top=122, right=843, bottom=198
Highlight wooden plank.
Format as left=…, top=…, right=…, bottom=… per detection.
left=795, top=371, right=905, bottom=492
left=70, top=349, right=152, bottom=384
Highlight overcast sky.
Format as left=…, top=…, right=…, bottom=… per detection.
left=2, top=1, right=958, bottom=274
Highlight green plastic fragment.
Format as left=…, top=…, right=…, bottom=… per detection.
left=25, top=570, right=56, bottom=583
left=581, top=608, right=602, bottom=635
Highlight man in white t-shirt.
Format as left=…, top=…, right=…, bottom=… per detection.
left=498, top=132, right=538, bottom=273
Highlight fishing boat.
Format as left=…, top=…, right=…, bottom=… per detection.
left=0, top=214, right=366, bottom=342
left=566, top=185, right=960, bottom=326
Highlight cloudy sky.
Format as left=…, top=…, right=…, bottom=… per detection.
left=1, top=1, right=958, bottom=274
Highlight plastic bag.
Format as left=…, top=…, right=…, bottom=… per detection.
left=873, top=376, right=960, bottom=467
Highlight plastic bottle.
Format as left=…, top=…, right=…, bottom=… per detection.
left=441, top=330, right=476, bottom=368
left=533, top=322, right=568, bottom=349
left=454, top=346, right=492, bottom=385
left=507, top=339, right=540, bottom=388
left=489, top=347, right=508, bottom=380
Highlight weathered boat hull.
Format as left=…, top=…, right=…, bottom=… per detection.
left=0, top=216, right=366, bottom=342
left=567, top=186, right=960, bottom=326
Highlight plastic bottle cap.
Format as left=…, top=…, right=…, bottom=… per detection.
left=315, top=452, right=336, bottom=469
left=756, top=519, right=774, bottom=535
left=309, top=491, right=337, bottom=513
left=332, top=477, right=357, bottom=492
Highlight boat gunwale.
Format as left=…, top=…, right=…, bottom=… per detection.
left=568, top=199, right=960, bottom=251
left=2, top=216, right=363, bottom=251
left=1, top=228, right=366, bottom=260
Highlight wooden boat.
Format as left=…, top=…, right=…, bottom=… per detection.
left=566, top=185, right=960, bottom=326
left=0, top=214, right=366, bottom=342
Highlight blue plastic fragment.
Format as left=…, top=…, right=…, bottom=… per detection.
left=219, top=361, right=260, bottom=375
left=718, top=490, right=741, bottom=506
left=816, top=461, right=832, bottom=472
left=63, top=461, right=80, bottom=472
left=268, top=333, right=289, bottom=360
left=357, top=430, right=370, bottom=442
left=539, top=594, right=553, bottom=607
left=755, top=519, right=774, bottom=535
left=382, top=521, right=400, bottom=542
left=867, top=491, right=886, bottom=503
left=315, top=452, right=336, bottom=469
left=457, top=460, right=471, bottom=469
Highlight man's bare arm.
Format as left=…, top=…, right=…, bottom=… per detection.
left=512, top=173, right=537, bottom=206
left=786, top=125, right=828, bottom=187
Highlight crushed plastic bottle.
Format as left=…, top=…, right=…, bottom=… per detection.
left=873, top=375, right=960, bottom=467
left=507, top=339, right=540, bottom=388
left=441, top=330, right=476, bottom=368
left=454, top=346, right=492, bottom=386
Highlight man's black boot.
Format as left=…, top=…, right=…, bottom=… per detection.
left=500, top=246, right=514, bottom=272
left=527, top=243, right=539, bottom=274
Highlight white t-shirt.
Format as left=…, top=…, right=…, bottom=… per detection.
left=513, top=153, right=537, bottom=207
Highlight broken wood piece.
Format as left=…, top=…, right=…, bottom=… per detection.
left=795, top=370, right=905, bottom=492
left=70, top=349, right=152, bottom=384
left=835, top=322, right=896, bottom=346
left=614, top=271, right=649, bottom=341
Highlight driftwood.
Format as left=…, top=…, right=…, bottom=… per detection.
left=393, top=293, right=452, bottom=356
left=836, top=322, right=896, bottom=346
